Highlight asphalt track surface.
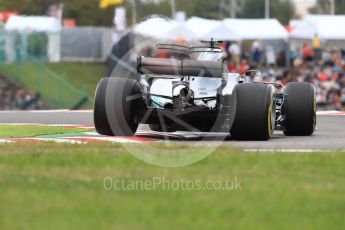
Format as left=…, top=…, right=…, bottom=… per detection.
left=0, top=110, right=344, bottom=150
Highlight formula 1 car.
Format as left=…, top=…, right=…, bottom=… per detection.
left=94, top=40, right=316, bottom=140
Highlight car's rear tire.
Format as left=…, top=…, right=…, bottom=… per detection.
left=283, top=82, right=316, bottom=136
left=94, top=77, right=140, bottom=136
left=230, top=83, right=275, bottom=140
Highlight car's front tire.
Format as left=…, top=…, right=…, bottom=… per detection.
left=230, top=83, right=276, bottom=140
left=283, top=82, right=316, bottom=136
left=94, top=77, right=141, bottom=136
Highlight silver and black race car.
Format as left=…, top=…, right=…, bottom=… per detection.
left=94, top=40, right=316, bottom=140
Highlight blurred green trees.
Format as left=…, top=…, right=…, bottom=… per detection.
left=168, top=0, right=294, bottom=24
left=310, top=0, right=345, bottom=15
left=238, top=0, right=295, bottom=24
left=0, top=0, right=295, bottom=26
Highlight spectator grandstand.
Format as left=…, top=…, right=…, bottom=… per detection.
left=0, top=74, right=42, bottom=110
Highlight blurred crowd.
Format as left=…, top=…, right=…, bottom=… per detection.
left=224, top=38, right=345, bottom=111
left=0, top=75, right=43, bottom=110
left=288, top=45, right=345, bottom=111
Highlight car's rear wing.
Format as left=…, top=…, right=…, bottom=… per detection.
left=137, top=57, right=224, bottom=78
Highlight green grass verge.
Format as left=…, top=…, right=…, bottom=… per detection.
left=45, top=62, right=107, bottom=97
left=0, top=62, right=107, bottom=109
left=0, top=143, right=344, bottom=230
left=0, top=125, right=87, bottom=138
